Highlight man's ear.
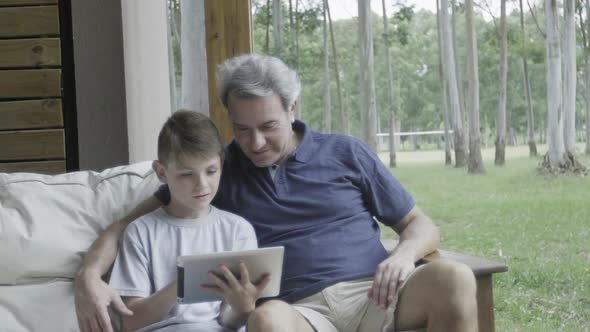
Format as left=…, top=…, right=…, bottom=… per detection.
left=288, top=100, right=298, bottom=122
left=152, top=160, right=168, bottom=183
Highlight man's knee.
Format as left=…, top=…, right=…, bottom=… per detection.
left=428, top=260, right=477, bottom=316
left=247, top=300, right=291, bottom=331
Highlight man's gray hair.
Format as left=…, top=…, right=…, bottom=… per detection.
left=217, top=53, right=301, bottom=112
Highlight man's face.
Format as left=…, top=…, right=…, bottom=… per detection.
left=228, top=93, right=296, bottom=168
left=154, top=155, right=221, bottom=218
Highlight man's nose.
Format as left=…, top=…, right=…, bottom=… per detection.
left=250, top=130, right=266, bottom=151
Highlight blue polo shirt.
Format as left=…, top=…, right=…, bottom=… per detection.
left=155, top=121, right=415, bottom=303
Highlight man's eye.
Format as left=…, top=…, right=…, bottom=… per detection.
left=180, top=173, right=192, bottom=177
left=207, top=169, right=218, bottom=175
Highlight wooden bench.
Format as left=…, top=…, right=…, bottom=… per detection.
left=382, top=239, right=508, bottom=332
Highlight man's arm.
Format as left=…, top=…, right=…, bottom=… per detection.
left=74, top=196, right=163, bottom=332
left=369, top=206, right=440, bottom=309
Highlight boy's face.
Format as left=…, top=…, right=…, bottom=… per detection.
left=153, top=155, right=221, bottom=218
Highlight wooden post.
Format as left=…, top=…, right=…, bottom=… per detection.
left=204, top=0, right=252, bottom=144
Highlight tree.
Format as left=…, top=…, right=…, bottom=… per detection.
left=519, top=0, right=537, bottom=157
left=180, top=0, right=208, bottom=114
left=440, top=0, right=466, bottom=166
left=495, top=0, right=508, bottom=166
left=382, top=0, right=396, bottom=167
left=358, top=0, right=377, bottom=151
left=465, top=0, right=485, bottom=174
left=325, top=0, right=346, bottom=134
left=543, top=0, right=566, bottom=167
left=437, top=0, right=453, bottom=166
left=563, top=0, right=576, bottom=156
left=322, top=0, right=331, bottom=133
left=273, top=0, right=284, bottom=55
left=585, top=0, right=590, bottom=156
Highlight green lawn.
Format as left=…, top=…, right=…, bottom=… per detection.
left=379, top=145, right=590, bottom=331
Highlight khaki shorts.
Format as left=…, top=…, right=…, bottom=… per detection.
left=292, top=267, right=424, bottom=332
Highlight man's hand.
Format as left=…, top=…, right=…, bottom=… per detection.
left=368, top=254, right=415, bottom=309
left=202, top=262, right=271, bottom=316
left=74, top=270, right=133, bottom=332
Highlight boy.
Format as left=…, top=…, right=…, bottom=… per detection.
left=108, top=110, right=269, bottom=332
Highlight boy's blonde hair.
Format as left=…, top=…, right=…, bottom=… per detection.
left=157, top=110, right=224, bottom=166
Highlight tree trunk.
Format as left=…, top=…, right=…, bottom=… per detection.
left=382, top=0, right=396, bottom=167
left=358, top=0, right=378, bottom=152
left=326, top=0, right=345, bottom=134
left=295, top=0, right=301, bottom=120
left=586, top=0, right=590, bottom=156
left=437, top=0, right=453, bottom=165
left=167, top=0, right=179, bottom=112
left=273, top=0, right=283, bottom=56
left=440, top=0, right=466, bottom=167
left=465, top=0, right=485, bottom=174
left=544, top=0, right=566, bottom=167
left=180, top=0, right=209, bottom=114
left=495, top=0, right=507, bottom=166
left=451, top=0, right=466, bottom=132
left=322, top=0, right=331, bottom=133
left=265, top=0, right=270, bottom=53
left=563, top=0, right=576, bottom=155
left=519, top=0, right=537, bottom=157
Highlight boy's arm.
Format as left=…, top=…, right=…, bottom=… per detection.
left=120, top=281, right=178, bottom=332
left=74, top=196, right=163, bottom=332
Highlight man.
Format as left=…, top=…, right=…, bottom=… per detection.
left=75, top=54, right=477, bottom=332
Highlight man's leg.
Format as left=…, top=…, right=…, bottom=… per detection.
left=246, top=300, right=316, bottom=332
left=394, top=259, right=478, bottom=332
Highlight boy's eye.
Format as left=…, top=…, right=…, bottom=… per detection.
left=180, top=173, right=192, bottom=177
left=207, top=168, right=218, bottom=175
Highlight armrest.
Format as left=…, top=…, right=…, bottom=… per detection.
left=380, top=238, right=508, bottom=276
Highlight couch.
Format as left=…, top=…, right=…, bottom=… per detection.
left=0, top=162, right=507, bottom=332
left=0, top=162, right=160, bottom=331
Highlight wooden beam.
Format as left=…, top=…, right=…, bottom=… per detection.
left=0, top=160, right=64, bottom=174
left=0, top=99, right=62, bottom=130
left=204, top=0, right=252, bottom=144
left=0, top=129, right=64, bottom=160
left=0, top=38, right=60, bottom=68
left=0, top=69, right=61, bottom=98
left=0, top=5, right=59, bottom=38
left=0, top=0, right=57, bottom=6
left=476, top=275, right=496, bottom=332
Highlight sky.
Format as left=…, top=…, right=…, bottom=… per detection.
left=327, top=0, right=522, bottom=22
left=328, top=0, right=436, bottom=21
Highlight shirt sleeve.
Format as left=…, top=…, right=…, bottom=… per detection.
left=108, top=223, right=152, bottom=298
left=232, top=219, right=258, bottom=251
left=353, top=140, right=415, bottom=227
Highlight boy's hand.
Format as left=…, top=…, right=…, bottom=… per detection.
left=202, top=262, right=271, bottom=315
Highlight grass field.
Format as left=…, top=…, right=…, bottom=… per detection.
left=378, top=144, right=590, bottom=331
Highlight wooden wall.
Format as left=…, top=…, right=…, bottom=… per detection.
left=0, top=0, right=68, bottom=174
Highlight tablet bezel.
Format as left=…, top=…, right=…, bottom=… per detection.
left=176, top=246, right=284, bottom=304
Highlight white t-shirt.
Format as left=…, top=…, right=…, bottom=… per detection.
left=109, top=206, right=257, bottom=332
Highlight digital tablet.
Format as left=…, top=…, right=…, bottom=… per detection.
left=176, top=246, right=284, bottom=304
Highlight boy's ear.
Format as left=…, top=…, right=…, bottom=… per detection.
left=152, top=160, right=168, bottom=183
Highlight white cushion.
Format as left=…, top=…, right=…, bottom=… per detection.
left=0, top=280, right=78, bottom=331
left=0, top=162, right=160, bottom=285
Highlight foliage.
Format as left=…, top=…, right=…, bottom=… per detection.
left=248, top=0, right=589, bottom=142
